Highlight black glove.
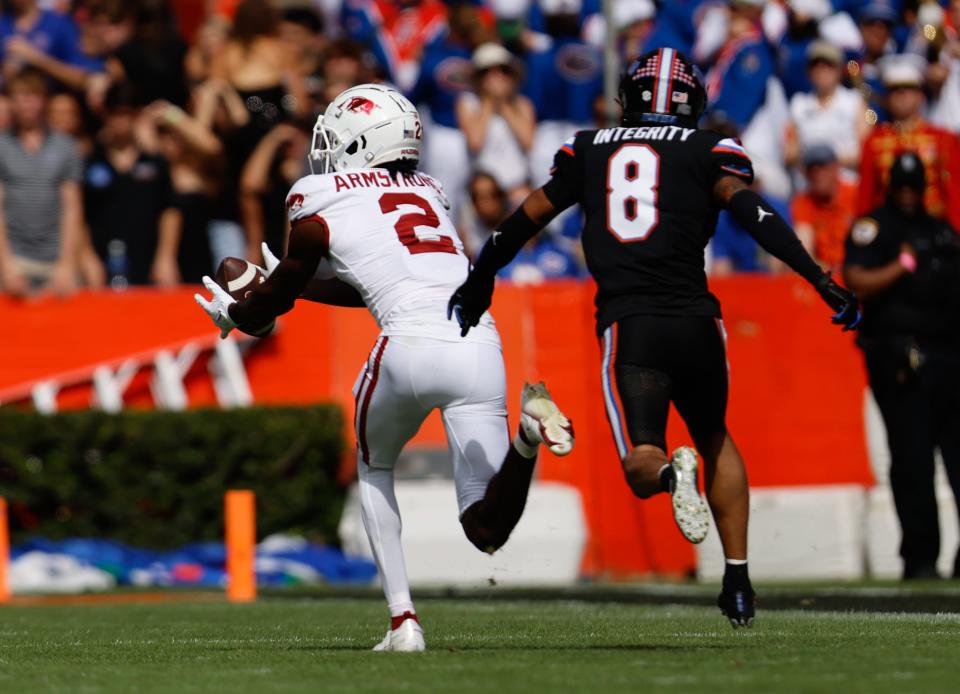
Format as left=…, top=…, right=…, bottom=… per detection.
left=448, top=271, right=495, bottom=337
left=816, top=274, right=861, bottom=331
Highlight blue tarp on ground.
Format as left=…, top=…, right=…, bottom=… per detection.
left=10, top=536, right=377, bottom=589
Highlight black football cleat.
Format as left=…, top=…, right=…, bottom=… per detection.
left=718, top=582, right=755, bottom=629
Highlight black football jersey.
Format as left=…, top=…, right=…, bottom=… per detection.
left=541, top=125, right=755, bottom=332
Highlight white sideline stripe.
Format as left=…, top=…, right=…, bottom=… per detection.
left=654, top=47, right=675, bottom=114
left=600, top=327, right=629, bottom=460
left=226, top=264, right=257, bottom=292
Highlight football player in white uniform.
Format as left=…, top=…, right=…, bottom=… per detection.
left=195, top=84, right=574, bottom=652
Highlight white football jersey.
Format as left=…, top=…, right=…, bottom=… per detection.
left=286, top=168, right=498, bottom=344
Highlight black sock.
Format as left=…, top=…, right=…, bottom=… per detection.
left=659, top=464, right=675, bottom=493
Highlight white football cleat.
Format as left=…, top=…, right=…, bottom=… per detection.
left=372, top=618, right=426, bottom=652
left=520, top=381, right=574, bottom=456
left=670, top=446, right=710, bottom=544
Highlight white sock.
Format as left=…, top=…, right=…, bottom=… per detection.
left=513, top=428, right=538, bottom=459
left=726, top=558, right=748, bottom=566
left=357, top=463, right=415, bottom=619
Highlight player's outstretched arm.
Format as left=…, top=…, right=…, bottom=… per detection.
left=228, top=218, right=329, bottom=332
left=448, top=189, right=557, bottom=336
left=714, top=175, right=861, bottom=331
left=261, top=242, right=364, bottom=307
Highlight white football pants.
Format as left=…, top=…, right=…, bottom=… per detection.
left=353, top=334, right=510, bottom=617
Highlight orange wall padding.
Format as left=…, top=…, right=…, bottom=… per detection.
left=0, top=276, right=871, bottom=579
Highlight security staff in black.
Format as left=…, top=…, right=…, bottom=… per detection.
left=449, top=48, right=861, bottom=628
left=843, top=152, right=960, bottom=581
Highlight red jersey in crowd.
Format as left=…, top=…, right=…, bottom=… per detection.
left=857, top=120, right=960, bottom=230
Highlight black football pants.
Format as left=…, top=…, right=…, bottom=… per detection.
left=864, top=342, right=960, bottom=576
left=600, top=314, right=729, bottom=457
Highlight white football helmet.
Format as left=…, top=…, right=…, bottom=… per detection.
left=310, top=84, right=422, bottom=174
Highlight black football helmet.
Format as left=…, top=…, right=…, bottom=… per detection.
left=619, top=48, right=707, bottom=126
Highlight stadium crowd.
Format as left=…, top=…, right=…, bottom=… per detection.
left=0, top=0, right=959, bottom=296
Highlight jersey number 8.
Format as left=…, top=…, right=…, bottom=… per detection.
left=606, top=144, right=660, bottom=243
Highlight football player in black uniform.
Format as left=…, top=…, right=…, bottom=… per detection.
left=448, top=48, right=861, bottom=628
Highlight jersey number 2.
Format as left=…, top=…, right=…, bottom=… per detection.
left=606, top=144, right=660, bottom=242
left=379, top=193, right=457, bottom=255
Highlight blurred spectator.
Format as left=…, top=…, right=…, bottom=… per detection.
left=784, top=40, right=871, bottom=175
left=210, top=0, right=308, bottom=120
left=84, top=82, right=179, bottom=287
left=857, top=57, right=960, bottom=229
left=239, top=121, right=310, bottom=260
left=456, top=42, right=534, bottom=198
left=317, top=38, right=368, bottom=107
left=524, top=0, right=602, bottom=187
left=776, top=0, right=833, bottom=99
left=848, top=2, right=900, bottom=123
left=93, top=0, right=189, bottom=107
left=204, top=0, right=309, bottom=265
left=791, top=144, right=859, bottom=271
left=47, top=90, right=91, bottom=155
left=706, top=0, right=774, bottom=132
left=410, top=1, right=491, bottom=216
left=459, top=170, right=505, bottom=259
left=0, top=91, right=9, bottom=128
left=139, top=98, right=223, bottom=283
left=344, top=0, right=447, bottom=92
left=581, top=0, right=655, bottom=61
left=280, top=7, right=326, bottom=86
left=843, top=152, right=960, bottom=581
left=0, top=0, right=96, bottom=91
left=614, top=0, right=656, bottom=60
left=706, top=0, right=791, bottom=199
left=929, top=0, right=960, bottom=132
left=639, top=0, right=702, bottom=56
left=0, top=68, right=82, bottom=297
left=184, top=15, right=230, bottom=86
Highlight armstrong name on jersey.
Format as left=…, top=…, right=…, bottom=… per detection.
left=331, top=170, right=444, bottom=193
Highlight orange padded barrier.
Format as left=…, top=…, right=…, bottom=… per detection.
left=225, top=490, right=257, bottom=603
left=0, top=276, right=871, bottom=578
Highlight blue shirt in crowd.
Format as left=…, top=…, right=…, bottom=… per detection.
left=499, top=236, right=581, bottom=282
left=523, top=36, right=603, bottom=123
left=408, top=34, right=472, bottom=129
left=0, top=9, right=86, bottom=68
left=643, top=0, right=707, bottom=57
left=707, top=35, right=775, bottom=132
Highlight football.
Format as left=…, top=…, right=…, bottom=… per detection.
left=214, top=256, right=266, bottom=302
left=213, top=256, right=275, bottom=337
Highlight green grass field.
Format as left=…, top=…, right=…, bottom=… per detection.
left=1, top=596, right=959, bottom=693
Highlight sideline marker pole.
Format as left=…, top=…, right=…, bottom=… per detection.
left=0, top=497, right=9, bottom=602
left=225, top=490, right=256, bottom=603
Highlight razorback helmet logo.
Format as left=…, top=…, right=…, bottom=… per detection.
left=342, top=96, right=379, bottom=114
left=286, top=193, right=304, bottom=211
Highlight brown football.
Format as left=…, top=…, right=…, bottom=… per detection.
left=214, top=256, right=266, bottom=302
